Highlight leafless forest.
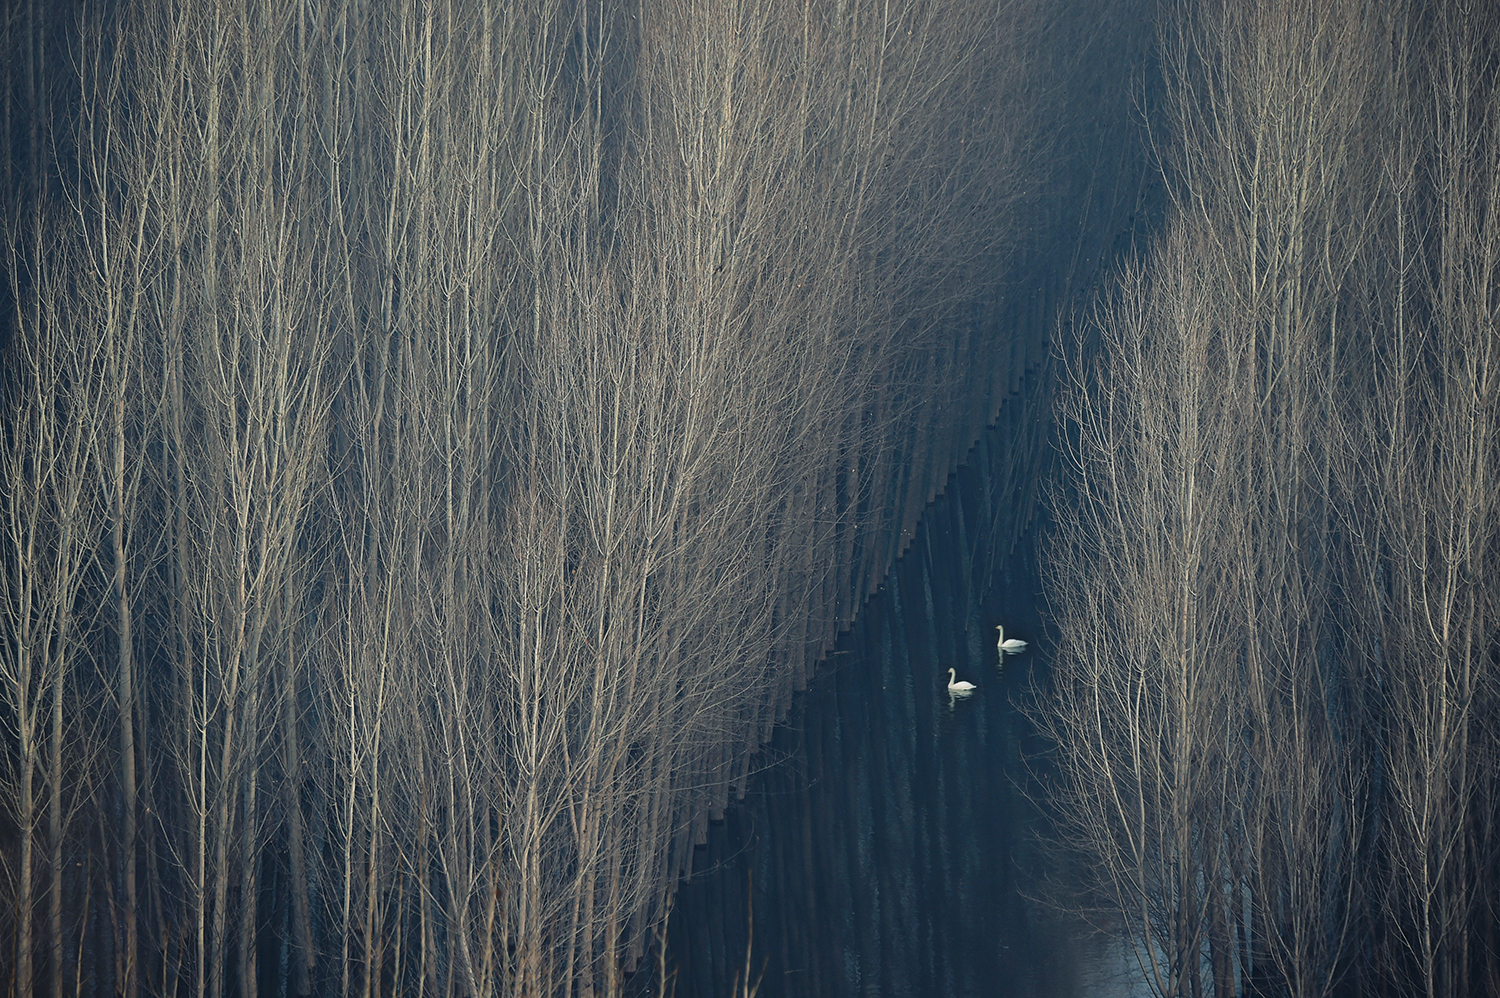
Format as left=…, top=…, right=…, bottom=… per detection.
left=0, top=0, right=1066, bottom=994
left=1044, top=1, right=1500, bottom=997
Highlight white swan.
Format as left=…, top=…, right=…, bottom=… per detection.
left=947, top=668, right=977, bottom=692
left=996, top=625, right=1028, bottom=654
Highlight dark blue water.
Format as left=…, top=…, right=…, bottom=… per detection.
left=653, top=394, right=1135, bottom=998
left=650, top=27, right=1164, bottom=987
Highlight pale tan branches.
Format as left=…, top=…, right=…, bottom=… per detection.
left=0, top=192, right=104, bottom=998
left=1047, top=3, right=1500, bottom=997
left=4, top=0, right=1052, bottom=992
left=1350, top=6, right=1500, bottom=996
left=1045, top=233, right=1246, bottom=998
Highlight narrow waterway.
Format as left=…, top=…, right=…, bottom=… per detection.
left=647, top=30, right=1163, bottom=989
left=652, top=389, right=1145, bottom=998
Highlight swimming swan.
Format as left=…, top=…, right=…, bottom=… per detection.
left=947, top=668, right=977, bottom=692
left=996, top=625, right=1028, bottom=654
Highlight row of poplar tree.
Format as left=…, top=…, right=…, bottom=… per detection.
left=0, top=0, right=1058, bottom=995
left=1045, top=2, right=1500, bottom=997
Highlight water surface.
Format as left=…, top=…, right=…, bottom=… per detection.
left=658, top=404, right=1142, bottom=998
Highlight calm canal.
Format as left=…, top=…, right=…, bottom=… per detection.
left=655, top=392, right=1147, bottom=998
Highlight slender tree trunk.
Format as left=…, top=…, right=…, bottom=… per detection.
left=49, top=648, right=65, bottom=998
left=112, top=384, right=139, bottom=998
left=283, top=646, right=315, bottom=995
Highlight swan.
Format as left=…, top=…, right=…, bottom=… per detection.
left=996, top=625, right=1028, bottom=654
left=947, top=668, right=977, bottom=692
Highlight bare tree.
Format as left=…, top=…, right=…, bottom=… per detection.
left=0, top=189, right=101, bottom=998
left=1353, top=6, right=1500, bottom=996
left=3, top=0, right=1050, bottom=993
left=1045, top=3, right=1500, bottom=998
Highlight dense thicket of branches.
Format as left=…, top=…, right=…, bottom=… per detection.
left=0, top=0, right=1052, bottom=995
left=1044, top=1, right=1500, bottom=996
